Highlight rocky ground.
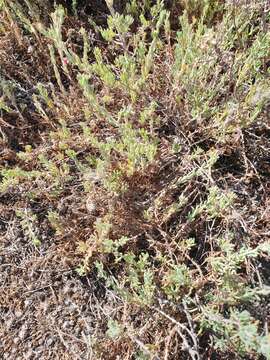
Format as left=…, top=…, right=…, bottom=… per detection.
left=0, top=221, right=112, bottom=359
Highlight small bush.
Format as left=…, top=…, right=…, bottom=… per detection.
left=1, top=0, right=270, bottom=358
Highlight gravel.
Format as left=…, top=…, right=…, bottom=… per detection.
left=0, top=228, right=110, bottom=360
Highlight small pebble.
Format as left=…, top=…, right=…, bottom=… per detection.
left=27, top=45, right=34, bottom=54
left=18, top=325, right=27, bottom=340
left=15, top=310, right=23, bottom=318
left=46, top=337, right=54, bottom=346
left=13, top=338, right=20, bottom=346
left=63, top=321, right=69, bottom=330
